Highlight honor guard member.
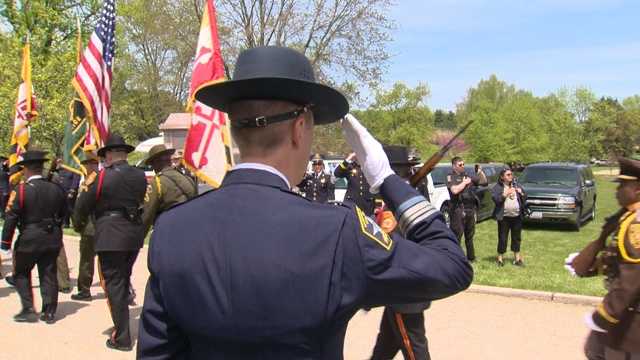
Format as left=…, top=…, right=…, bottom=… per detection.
left=70, top=155, right=100, bottom=301
left=142, top=144, right=197, bottom=236
left=298, top=153, right=334, bottom=203
left=371, top=145, right=433, bottom=360
left=571, top=157, right=640, bottom=360
left=74, top=134, right=147, bottom=351
left=138, top=46, right=472, bottom=359
left=334, top=152, right=376, bottom=215
left=1, top=150, right=67, bottom=323
left=446, top=157, right=487, bottom=261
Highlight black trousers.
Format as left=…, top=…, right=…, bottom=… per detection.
left=98, top=250, right=139, bottom=346
left=497, top=216, right=522, bottom=254
left=450, top=205, right=476, bottom=261
left=14, top=249, right=59, bottom=313
left=371, top=308, right=430, bottom=360
left=77, top=234, right=96, bottom=294
left=584, top=331, right=640, bottom=360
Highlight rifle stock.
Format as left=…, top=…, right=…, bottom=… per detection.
left=409, top=120, right=474, bottom=187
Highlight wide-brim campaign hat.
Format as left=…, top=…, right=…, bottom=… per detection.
left=144, top=144, right=175, bottom=165
left=97, top=133, right=135, bottom=157
left=383, top=145, right=420, bottom=166
left=615, top=157, right=640, bottom=182
left=195, top=46, right=349, bottom=127
left=15, top=150, right=49, bottom=166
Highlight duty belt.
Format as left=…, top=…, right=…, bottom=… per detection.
left=96, top=210, right=127, bottom=219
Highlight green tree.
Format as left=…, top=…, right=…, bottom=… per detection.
left=352, top=82, right=435, bottom=158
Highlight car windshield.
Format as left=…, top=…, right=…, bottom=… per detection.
left=520, top=167, right=578, bottom=186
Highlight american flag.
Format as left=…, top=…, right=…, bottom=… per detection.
left=72, top=0, right=116, bottom=147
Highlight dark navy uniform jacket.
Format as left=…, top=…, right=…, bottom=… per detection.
left=138, top=168, right=473, bottom=359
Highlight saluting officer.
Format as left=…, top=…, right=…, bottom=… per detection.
left=298, top=153, right=334, bottom=203
left=70, top=155, right=100, bottom=301
left=371, top=145, right=433, bottom=360
left=137, top=46, right=472, bottom=359
left=142, top=144, right=197, bottom=236
left=1, top=150, right=67, bottom=324
left=74, top=134, right=147, bottom=351
left=334, top=152, right=375, bottom=215
left=446, top=156, right=487, bottom=262
left=570, top=157, right=640, bottom=360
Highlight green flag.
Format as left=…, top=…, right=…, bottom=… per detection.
left=62, top=98, right=89, bottom=175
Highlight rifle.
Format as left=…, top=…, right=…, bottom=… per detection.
left=409, top=120, right=474, bottom=187
left=46, top=158, right=59, bottom=182
left=571, top=208, right=626, bottom=276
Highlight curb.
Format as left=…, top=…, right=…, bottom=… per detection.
left=468, top=284, right=601, bottom=306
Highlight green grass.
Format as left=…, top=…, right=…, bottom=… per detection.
left=471, top=175, right=618, bottom=296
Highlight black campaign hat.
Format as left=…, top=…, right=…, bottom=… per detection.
left=383, top=145, right=419, bottom=166
left=195, top=46, right=349, bottom=127
left=97, top=133, right=135, bottom=157
left=615, top=157, right=640, bottom=182
left=15, top=150, right=49, bottom=166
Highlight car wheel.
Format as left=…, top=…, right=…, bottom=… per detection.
left=590, top=203, right=596, bottom=221
left=440, top=203, right=451, bottom=227
left=573, top=206, right=582, bottom=231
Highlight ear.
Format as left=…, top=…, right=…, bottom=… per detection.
left=290, top=116, right=306, bottom=149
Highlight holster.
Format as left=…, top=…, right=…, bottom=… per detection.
left=124, top=207, right=142, bottom=225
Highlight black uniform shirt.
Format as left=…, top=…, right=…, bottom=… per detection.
left=446, top=171, right=485, bottom=209
left=74, top=160, right=147, bottom=251
left=1, top=176, right=67, bottom=252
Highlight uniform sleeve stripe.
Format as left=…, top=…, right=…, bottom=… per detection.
left=403, top=209, right=438, bottom=235
left=396, top=196, right=426, bottom=217
left=597, top=303, right=619, bottom=324
left=397, top=201, right=437, bottom=235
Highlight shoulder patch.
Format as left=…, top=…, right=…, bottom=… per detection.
left=356, top=206, right=393, bottom=251
left=628, top=223, right=640, bottom=250
left=619, top=215, right=640, bottom=263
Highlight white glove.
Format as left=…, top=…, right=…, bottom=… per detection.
left=563, top=252, right=578, bottom=276
left=341, top=114, right=394, bottom=193
left=0, top=249, right=11, bottom=256
left=584, top=313, right=607, bottom=333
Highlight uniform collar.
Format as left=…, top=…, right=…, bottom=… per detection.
left=626, top=201, right=640, bottom=212
left=27, top=175, right=43, bottom=182
left=232, top=163, right=290, bottom=189
left=224, top=166, right=291, bottom=190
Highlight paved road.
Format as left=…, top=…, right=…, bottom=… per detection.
left=0, top=236, right=594, bottom=359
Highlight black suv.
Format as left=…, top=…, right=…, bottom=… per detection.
left=519, top=163, right=596, bottom=230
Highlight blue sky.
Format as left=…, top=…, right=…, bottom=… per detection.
left=386, top=0, right=640, bottom=110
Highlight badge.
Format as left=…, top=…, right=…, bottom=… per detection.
left=628, top=224, right=640, bottom=249
left=356, top=207, right=393, bottom=251
left=144, top=183, right=153, bottom=203
left=351, top=169, right=358, bottom=176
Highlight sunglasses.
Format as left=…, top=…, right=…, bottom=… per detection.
left=456, top=163, right=465, bottom=167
